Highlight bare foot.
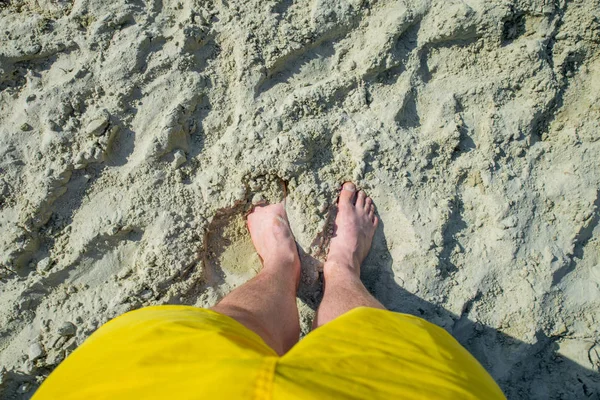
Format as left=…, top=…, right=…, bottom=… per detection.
left=247, top=202, right=300, bottom=281
left=324, top=182, right=378, bottom=278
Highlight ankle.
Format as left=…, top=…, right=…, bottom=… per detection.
left=263, top=252, right=298, bottom=269
left=324, top=249, right=359, bottom=271
left=323, top=259, right=360, bottom=282
left=261, top=256, right=301, bottom=288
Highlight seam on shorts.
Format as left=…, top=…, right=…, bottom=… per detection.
left=254, top=356, right=277, bottom=400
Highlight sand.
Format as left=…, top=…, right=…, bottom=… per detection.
left=0, top=0, right=599, bottom=398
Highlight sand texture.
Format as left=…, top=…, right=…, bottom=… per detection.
left=1, top=0, right=600, bottom=398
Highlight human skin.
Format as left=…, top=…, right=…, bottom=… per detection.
left=211, top=182, right=384, bottom=355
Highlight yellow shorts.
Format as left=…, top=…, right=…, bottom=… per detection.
left=33, top=306, right=505, bottom=399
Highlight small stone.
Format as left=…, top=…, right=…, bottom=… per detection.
left=63, top=337, right=77, bottom=351
left=87, top=114, right=110, bottom=136
left=353, top=161, right=366, bottom=180
left=248, top=179, right=261, bottom=191
left=233, top=185, right=246, bottom=201
left=542, top=4, right=555, bottom=14
left=51, top=335, right=67, bottom=349
left=22, top=360, right=34, bottom=374
left=74, top=67, right=89, bottom=79
left=318, top=201, right=329, bottom=214
left=57, top=322, right=77, bottom=337
left=499, top=215, right=518, bottom=229
left=36, top=257, right=52, bottom=273
left=139, top=289, right=153, bottom=300
left=20, top=123, right=33, bottom=131
left=45, top=349, right=65, bottom=366
left=28, top=342, right=45, bottom=361
left=172, top=150, right=187, bottom=169
left=251, top=193, right=265, bottom=205
left=17, top=382, right=31, bottom=394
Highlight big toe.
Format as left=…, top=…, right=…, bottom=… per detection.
left=248, top=201, right=286, bottom=226
left=338, top=182, right=357, bottom=206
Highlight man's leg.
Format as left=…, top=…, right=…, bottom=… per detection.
left=212, top=202, right=301, bottom=355
left=314, top=182, right=385, bottom=328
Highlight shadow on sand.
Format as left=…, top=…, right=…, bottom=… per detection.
left=299, top=216, right=600, bottom=400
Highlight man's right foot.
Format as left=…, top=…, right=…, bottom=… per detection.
left=324, top=182, right=378, bottom=278
left=247, top=201, right=300, bottom=275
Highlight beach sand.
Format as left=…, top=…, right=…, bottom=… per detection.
left=0, top=0, right=599, bottom=398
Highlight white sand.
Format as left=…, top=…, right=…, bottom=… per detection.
left=1, top=0, right=599, bottom=397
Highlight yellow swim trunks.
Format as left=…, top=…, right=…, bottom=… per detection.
left=33, top=305, right=505, bottom=399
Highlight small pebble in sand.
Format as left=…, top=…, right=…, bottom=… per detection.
left=28, top=343, right=44, bottom=361
left=57, top=322, right=77, bottom=337
left=139, top=289, right=154, bottom=300
left=17, top=383, right=31, bottom=394
left=36, top=257, right=52, bottom=273
left=172, top=150, right=187, bottom=169
left=63, top=338, right=78, bottom=351
left=251, top=193, right=266, bottom=205
left=87, top=113, right=110, bottom=136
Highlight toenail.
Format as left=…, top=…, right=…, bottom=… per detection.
left=343, top=182, right=356, bottom=191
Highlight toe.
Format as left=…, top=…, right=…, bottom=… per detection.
left=339, top=182, right=357, bottom=206
left=364, top=197, right=372, bottom=211
left=356, top=190, right=366, bottom=208
left=373, top=216, right=379, bottom=228
left=368, top=205, right=375, bottom=219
